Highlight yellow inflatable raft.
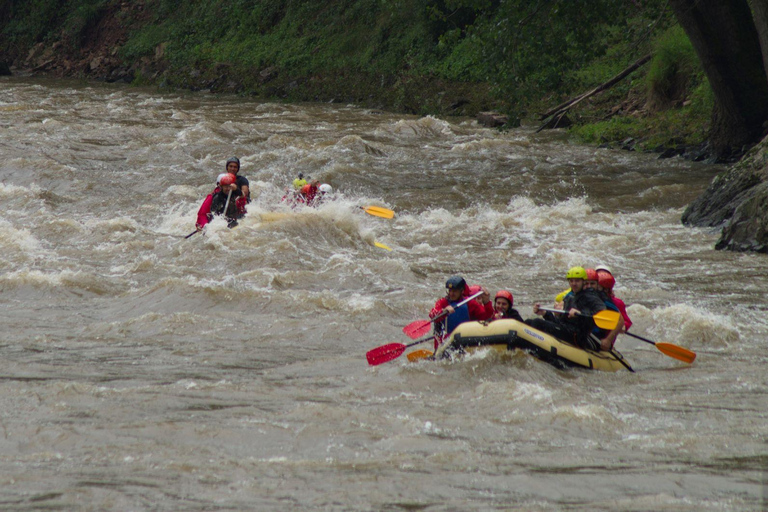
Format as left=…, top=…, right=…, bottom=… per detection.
left=432, top=319, right=633, bottom=372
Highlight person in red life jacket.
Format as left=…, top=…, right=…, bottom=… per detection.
left=429, top=276, right=494, bottom=349
left=224, top=157, right=250, bottom=217
left=525, top=266, right=609, bottom=351
left=597, top=270, right=632, bottom=331
left=493, top=290, right=523, bottom=321
left=195, top=173, right=241, bottom=230
left=300, top=180, right=320, bottom=206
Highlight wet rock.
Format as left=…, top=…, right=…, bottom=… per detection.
left=682, top=136, right=768, bottom=252
left=477, top=111, right=508, bottom=128
left=714, top=181, right=768, bottom=253
left=657, top=147, right=682, bottom=159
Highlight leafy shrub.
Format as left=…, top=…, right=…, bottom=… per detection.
left=646, top=25, right=702, bottom=111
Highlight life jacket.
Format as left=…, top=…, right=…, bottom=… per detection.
left=445, top=300, right=470, bottom=335
left=210, top=189, right=241, bottom=219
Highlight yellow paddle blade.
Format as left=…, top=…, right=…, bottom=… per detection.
left=362, top=206, right=395, bottom=219
left=593, top=310, right=621, bottom=330
left=407, top=349, right=433, bottom=362
left=656, top=342, right=696, bottom=364
left=374, top=241, right=392, bottom=251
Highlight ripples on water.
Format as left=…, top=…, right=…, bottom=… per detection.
left=1, top=78, right=766, bottom=511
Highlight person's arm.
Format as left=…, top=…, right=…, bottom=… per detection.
left=430, top=297, right=449, bottom=319
left=600, top=313, right=624, bottom=351
left=613, top=297, right=632, bottom=331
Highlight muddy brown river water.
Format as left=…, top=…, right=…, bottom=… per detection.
left=0, top=77, right=766, bottom=511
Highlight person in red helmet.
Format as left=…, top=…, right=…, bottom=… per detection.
left=429, top=276, right=494, bottom=349
left=584, top=268, right=599, bottom=290
left=597, top=270, right=632, bottom=331
left=300, top=180, right=320, bottom=205
left=493, top=290, right=523, bottom=321
left=195, top=173, right=241, bottom=230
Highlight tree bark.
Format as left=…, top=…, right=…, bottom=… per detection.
left=670, top=0, right=768, bottom=159
left=750, top=0, right=768, bottom=83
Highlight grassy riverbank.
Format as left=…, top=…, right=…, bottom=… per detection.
left=1, top=0, right=712, bottom=154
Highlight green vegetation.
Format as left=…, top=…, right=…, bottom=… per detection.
left=0, top=0, right=712, bottom=152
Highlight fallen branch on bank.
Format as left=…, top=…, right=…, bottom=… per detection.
left=536, top=54, right=651, bottom=133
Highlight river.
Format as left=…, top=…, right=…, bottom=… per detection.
left=1, top=77, right=766, bottom=511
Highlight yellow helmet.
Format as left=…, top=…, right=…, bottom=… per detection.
left=566, top=266, right=587, bottom=280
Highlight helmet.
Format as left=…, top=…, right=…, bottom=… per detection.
left=319, top=184, right=333, bottom=194
left=225, top=157, right=240, bottom=171
left=595, top=265, right=613, bottom=275
left=445, top=276, right=466, bottom=290
left=495, top=290, right=513, bottom=306
left=585, top=268, right=598, bottom=282
left=219, top=173, right=237, bottom=187
left=216, top=173, right=229, bottom=185
left=597, top=271, right=615, bottom=290
left=566, top=266, right=587, bottom=280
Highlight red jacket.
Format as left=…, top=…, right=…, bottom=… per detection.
left=611, top=296, right=632, bottom=330
left=196, top=194, right=214, bottom=229
left=429, top=296, right=494, bottom=321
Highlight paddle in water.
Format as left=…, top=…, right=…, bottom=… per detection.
left=402, top=291, right=484, bottom=339
left=537, top=307, right=621, bottom=330
left=366, top=334, right=434, bottom=366
left=406, top=349, right=433, bottom=362
left=360, top=205, right=395, bottom=219
left=623, top=331, right=696, bottom=364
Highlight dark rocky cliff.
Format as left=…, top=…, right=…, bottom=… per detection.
left=682, top=136, right=768, bottom=253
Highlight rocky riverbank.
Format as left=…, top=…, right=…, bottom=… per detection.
left=682, top=135, right=768, bottom=253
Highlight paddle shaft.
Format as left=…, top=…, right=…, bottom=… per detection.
left=185, top=229, right=200, bottom=239
left=538, top=306, right=620, bottom=330
left=433, top=290, right=485, bottom=322
left=222, top=189, right=233, bottom=218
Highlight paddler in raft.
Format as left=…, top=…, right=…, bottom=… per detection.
left=224, top=157, right=250, bottom=213
left=195, top=173, right=244, bottom=230
left=430, top=276, right=494, bottom=349
left=525, top=266, right=621, bottom=351
left=492, top=290, right=523, bottom=321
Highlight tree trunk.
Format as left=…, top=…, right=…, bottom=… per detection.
left=670, top=0, right=768, bottom=159
left=750, top=0, right=768, bottom=82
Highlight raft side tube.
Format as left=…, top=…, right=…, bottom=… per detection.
left=434, top=319, right=632, bottom=372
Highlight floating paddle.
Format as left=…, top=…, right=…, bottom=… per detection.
left=402, top=291, right=485, bottom=339
left=623, top=331, right=696, bottom=364
left=374, top=241, right=392, bottom=251
left=538, top=307, right=621, bottom=330
left=361, top=205, right=395, bottom=219
left=406, top=349, right=434, bottom=362
left=366, top=334, right=434, bottom=366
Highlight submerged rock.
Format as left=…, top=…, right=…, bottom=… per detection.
left=682, top=136, right=768, bottom=252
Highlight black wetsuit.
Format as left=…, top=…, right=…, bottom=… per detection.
left=525, top=288, right=606, bottom=350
